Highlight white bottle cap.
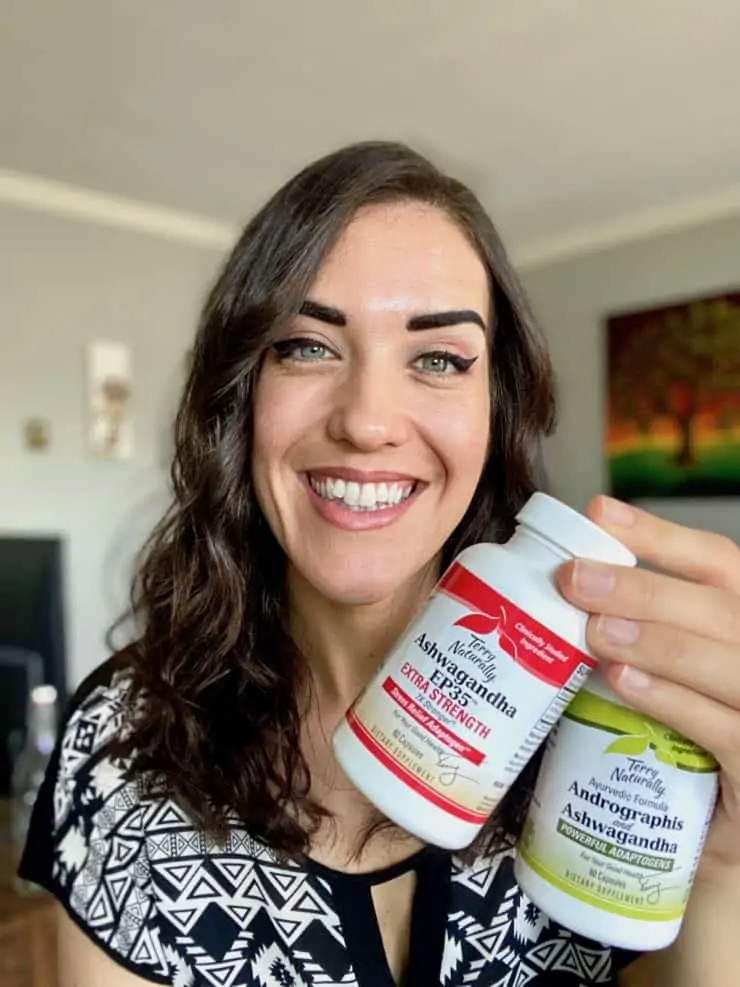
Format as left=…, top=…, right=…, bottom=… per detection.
left=517, top=492, right=637, bottom=567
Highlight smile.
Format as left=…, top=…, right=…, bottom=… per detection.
left=307, top=474, right=417, bottom=512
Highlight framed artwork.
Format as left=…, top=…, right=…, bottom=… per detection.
left=87, top=341, right=133, bottom=459
left=606, top=289, right=740, bottom=500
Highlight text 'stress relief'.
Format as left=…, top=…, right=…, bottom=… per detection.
left=347, top=563, right=595, bottom=821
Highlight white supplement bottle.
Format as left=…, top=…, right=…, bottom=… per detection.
left=515, top=668, right=719, bottom=951
left=332, top=492, right=636, bottom=850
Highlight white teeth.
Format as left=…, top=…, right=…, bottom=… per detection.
left=359, top=484, right=376, bottom=508
left=308, top=475, right=416, bottom=511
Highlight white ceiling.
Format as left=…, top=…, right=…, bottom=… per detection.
left=2, top=0, right=740, bottom=265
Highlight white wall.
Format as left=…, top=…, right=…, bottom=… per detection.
left=523, top=215, right=740, bottom=543
left=3, top=203, right=739, bottom=688
left=0, top=203, right=223, bottom=686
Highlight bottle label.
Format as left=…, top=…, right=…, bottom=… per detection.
left=346, top=561, right=595, bottom=823
left=518, top=690, right=718, bottom=922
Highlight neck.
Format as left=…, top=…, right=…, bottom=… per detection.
left=288, top=563, right=440, bottom=710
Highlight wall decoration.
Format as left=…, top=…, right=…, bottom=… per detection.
left=87, top=341, right=133, bottom=459
left=606, top=289, right=740, bottom=500
left=23, top=417, right=50, bottom=451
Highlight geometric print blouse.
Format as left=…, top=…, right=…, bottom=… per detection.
left=19, top=660, right=637, bottom=986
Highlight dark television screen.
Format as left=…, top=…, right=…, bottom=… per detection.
left=0, top=536, right=67, bottom=793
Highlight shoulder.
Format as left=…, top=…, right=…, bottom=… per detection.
left=53, top=649, right=134, bottom=760
left=49, top=654, right=137, bottom=848
left=19, top=653, right=191, bottom=984
left=57, top=653, right=132, bottom=777
left=448, top=847, right=638, bottom=984
left=21, top=651, right=135, bottom=877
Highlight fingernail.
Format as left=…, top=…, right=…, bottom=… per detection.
left=618, top=665, right=652, bottom=691
left=601, top=496, right=635, bottom=526
left=574, top=560, right=616, bottom=596
left=598, top=616, right=640, bottom=646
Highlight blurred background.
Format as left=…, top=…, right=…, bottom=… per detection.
left=1, top=0, right=740, bottom=790
left=2, top=2, right=740, bottom=978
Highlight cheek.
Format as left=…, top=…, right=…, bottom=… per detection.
left=421, top=391, right=491, bottom=483
left=251, top=378, right=293, bottom=492
left=251, top=374, right=323, bottom=476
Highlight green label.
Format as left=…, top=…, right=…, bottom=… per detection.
left=565, top=690, right=717, bottom=772
left=556, top=819, right=675, bottom=872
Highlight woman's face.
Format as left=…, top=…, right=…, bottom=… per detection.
left=252, top=202, right=491, bottom=606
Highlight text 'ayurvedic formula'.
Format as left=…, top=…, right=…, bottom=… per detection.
left=333, top=492, right=636, bottom=849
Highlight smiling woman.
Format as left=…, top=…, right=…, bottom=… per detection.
left=15, top=142, right=667, bottom=987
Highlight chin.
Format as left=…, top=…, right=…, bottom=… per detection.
left=326, top=586, right=393, bottom=607
left=296, top=556, right=429, bottom=608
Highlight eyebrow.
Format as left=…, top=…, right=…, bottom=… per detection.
left=407, top=310, right=486, bottom=332
left=299, top=300, right=346, bottom=326
left=299, top=300, right=486, bottom=332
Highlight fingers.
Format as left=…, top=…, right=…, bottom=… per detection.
left=602, top=661, right=740, bottom=774
left=587, top=495, right=740, bottom=594
left=588, top=616, right=740, bottom=710
left=559, top=559, right=740, bottom=646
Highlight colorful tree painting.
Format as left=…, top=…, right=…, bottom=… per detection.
left=606, top=290, right=740, bottom=500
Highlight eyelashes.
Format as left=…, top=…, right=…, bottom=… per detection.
left=271, top=337, right=480, bottom=376
left=415, top=351, right=479, bottom=375
left=271, top=338, right=335, bottom=362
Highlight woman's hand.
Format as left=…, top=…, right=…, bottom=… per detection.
left=557, top=495, right=740, bottom=884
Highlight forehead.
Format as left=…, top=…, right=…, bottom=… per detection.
left=309, top=202, right=490, bottom=315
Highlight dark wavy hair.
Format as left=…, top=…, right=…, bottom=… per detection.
left=110, top=141, right=557, bottom=859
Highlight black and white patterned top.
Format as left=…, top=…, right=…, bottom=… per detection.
left=20, top=661, right=637, bottom=986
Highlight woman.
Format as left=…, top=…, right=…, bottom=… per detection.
left=20, top=142, right=740, bottom=986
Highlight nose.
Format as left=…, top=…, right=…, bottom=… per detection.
left=327, top=364, right=410, bottom=451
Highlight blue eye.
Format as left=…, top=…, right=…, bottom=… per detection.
left=272, top=338, right=336, bottom=363
left=414, top=351, right=478, bottom=375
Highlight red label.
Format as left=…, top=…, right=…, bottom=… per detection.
left=438, top=562, right=594, bottom=687
left=346, top=708, right=489, bottom=823
left=382, top=677, right=485, bottom=765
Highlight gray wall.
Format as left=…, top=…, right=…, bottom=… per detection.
left=524, top=216, right=740, bottom=543
left=0, top=203, right=223, bottom=686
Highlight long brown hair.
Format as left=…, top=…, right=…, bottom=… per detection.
left=110, top=141, right=557, bottom=857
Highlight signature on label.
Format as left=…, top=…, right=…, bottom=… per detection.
left=434, top=750, right=479, bottom=788
left=637, top=871, right=682, bottom=906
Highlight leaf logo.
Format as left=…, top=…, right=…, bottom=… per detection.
left=654, top=748, right=678, bottom=767
left=454, top=613, right=501, bottom=634
left=605, top=734, right=650, bottom=756
left=497, top=633, right=519, bottom=661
